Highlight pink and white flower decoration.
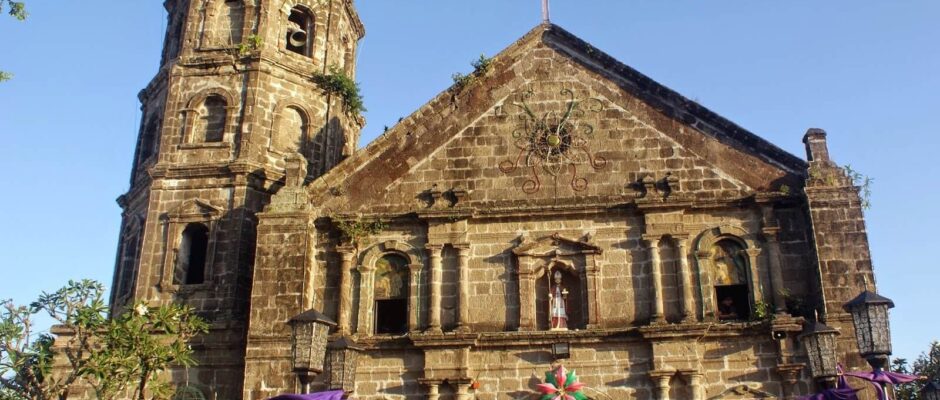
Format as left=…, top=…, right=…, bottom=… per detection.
left=536, top=366, right=588, bottom=400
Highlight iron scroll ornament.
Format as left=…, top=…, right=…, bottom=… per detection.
left=498, top=89, right=608, bottom=194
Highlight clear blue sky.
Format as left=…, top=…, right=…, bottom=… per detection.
left=1, top=1, right=937, bottom=362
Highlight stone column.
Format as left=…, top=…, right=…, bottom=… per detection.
left=650, top=371, right=673, bottom=400
left=408, top=263, right=423, bottom=332
left=336, top=245, right=356, bottom=334
left=426, top=383, right=440, bottom=400
left=776, top=365, right=803, bottom=400
left=456, top=383, right=472, bottom=400
left=518, top=270, right=536, bottom=330
left=355, top=264, right=376, bottom=334
left=645, top=236, right=666, bottom=324
left=746, top=248, right=764, bottom=303
left=687, top=372, right=705, bottom=400
left=585, top=254, right=601, bottom=328
left=676, top=237, right=695, bottom=323
left=426, top=244, right=444, bottom=334
left=762, top=227, right=789, bottom=314
left=695, top=250, right=716, bottom=321
left=454, top=243, right=471, bottom=333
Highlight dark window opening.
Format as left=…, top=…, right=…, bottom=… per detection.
left=374, top=254, right=409, bottom=335
left=716, top=285, right=750, bottom=321
left=375, top=299, right=408, bottom=335
left=286, top=8, right=313, bottom=56
left=177, top=223, right=209, bottom=285
left=139, top=117, right=159, bottom=162
left=199, top=96, right=227, bottom=142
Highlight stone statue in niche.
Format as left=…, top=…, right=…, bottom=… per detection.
left=549, top=270, right=569, bottom=330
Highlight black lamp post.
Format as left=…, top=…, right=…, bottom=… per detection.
left=842, top=290, right=895, bottom=372
left=328, top=336, right=363, bottom=394
left=289, top=309, right=337, bottom=394
left=921, top=380, right=940, bottom=400
left=798, top=320, right=841, bottom=387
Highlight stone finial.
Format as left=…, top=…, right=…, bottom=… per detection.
left=284, top=153, right=308, bottom=187
left=803, top=128, right=831, bottom=163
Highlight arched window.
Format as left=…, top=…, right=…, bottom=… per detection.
left=373, top=254, right=409, bottom=335
left=203, top=0, right=244, bottom=47
left=114, top=222, right=144, bottom=306
left=196, top=96, right=227, bottom=142
left=176, top=223, right=210, bottom=285
left=138, top=116, right=160, bottom=162
left=711, top=239, right=750, bottom=320
left=274, top=106, right=306, bottom=153
left=286, top=7, right=314, bottom=57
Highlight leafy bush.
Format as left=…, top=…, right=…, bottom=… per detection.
left=312, top=66, right=366, bottom=117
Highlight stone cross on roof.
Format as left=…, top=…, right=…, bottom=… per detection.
left=542, top=0, right=551, bottom=23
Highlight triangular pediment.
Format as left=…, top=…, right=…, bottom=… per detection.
left=308, top=24, right=806, bottom=215
left=512, top=232, right=602, bottom=257
left=708, top=384, right=777, bottom=399
left=166, top=199, right=223, bottom=220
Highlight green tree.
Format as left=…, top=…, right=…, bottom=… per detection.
left=0, top=280, right=207, bottom=400
left=1, top=280, right=105, bottom=400
left=83, top=303, right=208, bottom=400
left=892, top=341, right=940, bottom=400
left=1, top=0, right=27, bottom=82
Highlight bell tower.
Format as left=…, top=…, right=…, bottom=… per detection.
left=111, top=0, right=364, bottom=398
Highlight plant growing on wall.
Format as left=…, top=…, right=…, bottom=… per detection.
left=334, top=218, right=387, bottom=248
left=236, top=34, right=263, bottom=57
left=311, top=66, right=366, bottom=117
left=842, top=164, right=873, bottom=210
left=750, top=301, right=773, bottom=322
left=451, top=54, right=494, bottom=93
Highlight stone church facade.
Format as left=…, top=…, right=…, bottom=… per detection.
left=105, top=1, right=878, bottom=399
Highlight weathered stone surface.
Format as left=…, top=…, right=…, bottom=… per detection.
left=94, top=2, right=882, bottom=400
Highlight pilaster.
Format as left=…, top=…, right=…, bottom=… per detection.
left=454, top=243, right=471, bottom=333
left=643, top=235, right=666, bottom=324
left=336, top=245, right=356, bottom=334
left=675, top=235, right=695, bottom=323
left=426, top=244, right=444, bottom=334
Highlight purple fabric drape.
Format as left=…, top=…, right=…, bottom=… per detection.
left=268, top=391, right=345, bottom=400
left=842, top=367, right=923, bottom=400
left=798, top=373, right=861, bottom=400
left=842, top=369, right=922, bottom=386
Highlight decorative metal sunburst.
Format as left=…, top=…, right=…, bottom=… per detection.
left=498, top=88, right=608, bottom=194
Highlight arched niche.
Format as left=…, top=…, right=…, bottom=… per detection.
left=694, top=225, right=763, bottom=322
left=356, top=240, right=424, bottom=335
left=271, top=103, right=309, bottom=155
left=159, top=199, right=223, bottom=292
left=113, top=214, right=146, bottom=308
left=534, top=259, right=585, bottom=331
left=200, top=0, right=245, bottom=48
left=511, top=233, right=603, bottom=331
left=182, top=89, right=239, bottom=145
